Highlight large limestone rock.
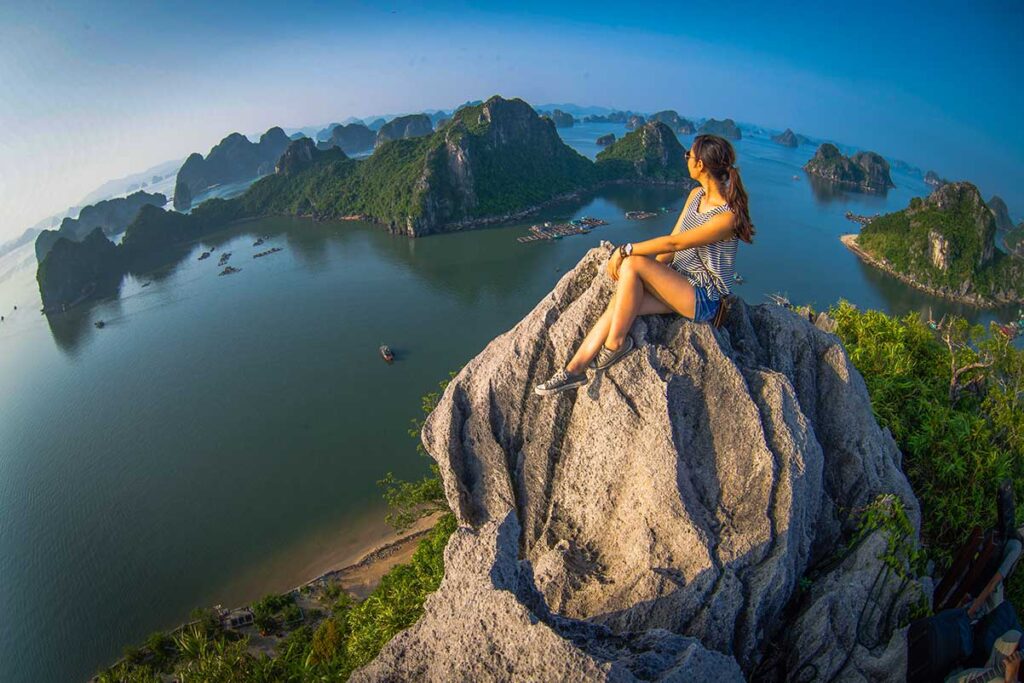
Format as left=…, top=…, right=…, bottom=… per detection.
left=355, top=246, right=921, bottom=681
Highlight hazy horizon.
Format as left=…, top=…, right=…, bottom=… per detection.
left=2, top=0, right=1022, bottom=242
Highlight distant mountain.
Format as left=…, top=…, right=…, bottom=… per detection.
left=288, top=132, right=307, bottom=141
left=533, top=103, right=612, bottom=117
left=596, top=133, right=615, bottom=147
left=584, top=111, right=635, bottom=124
left=849, top=182, right=1023, bottom=306
left=324, top=123, right=376, bottom=155
left=0, top=228, right=41, bottom=260
left=37, top=96, right=699, bottom=310
left=771, top=129, right=799, bottom=148
left=648, top=111, right=696, bottom=135
left=316, top=123, right=342, bottom=141
left=888, top=158, right=922, bottom=177
left=987, top=195, right=1015, bottom=232
left=172, top=127, right=291, bottom=211
left=549, top=109, right=575, bottom=128
left=697, top=118, right=741, bottom=140
left=804, top=144, right=894, bottom=192
left=35, top=191, right=167, bottom=261
left=365, top=118, right=387, bottom=131
left=77, top=157, right=183, bottom=207
left=375, top=114, right=433, bottom=147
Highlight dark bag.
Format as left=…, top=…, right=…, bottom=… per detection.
left=906, top=608, right=973, bottom=683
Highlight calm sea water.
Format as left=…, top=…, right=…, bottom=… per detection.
left=0, top=122, right=1017, bottom=682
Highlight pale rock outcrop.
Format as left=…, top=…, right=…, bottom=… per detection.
left=356, top=246, right=921, bottom=681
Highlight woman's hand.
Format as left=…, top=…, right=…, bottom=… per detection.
left=607, top=249, right=623, bottom=281
left=1006, top=650, right=1021, bottom=682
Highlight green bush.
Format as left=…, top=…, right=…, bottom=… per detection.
left=831, top=301, right=1024, bottom=600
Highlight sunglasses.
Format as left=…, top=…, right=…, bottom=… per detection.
left=685, top=149, right=696, bottom=161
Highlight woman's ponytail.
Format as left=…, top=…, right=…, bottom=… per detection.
left=726, top=166, right=755, bottom=243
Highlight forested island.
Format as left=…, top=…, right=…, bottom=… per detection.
left=37, top=97, right=696, bottom=311
left=697, top=117, right=741, bottom=139
left=843, top=181, right=1024, bottom=306
left=804, top=143, right=894, bottom=192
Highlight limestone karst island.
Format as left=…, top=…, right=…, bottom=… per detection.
left=1, top=4, right=1023, bottom=683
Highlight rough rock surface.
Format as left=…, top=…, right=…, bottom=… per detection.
left=356, top=246, right=921, bottom=681
left=782, top=529, right=930, bottom=683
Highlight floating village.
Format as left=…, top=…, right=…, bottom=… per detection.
left=516, top=216, right=608, bottom=243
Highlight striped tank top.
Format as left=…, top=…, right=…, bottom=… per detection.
left=670, top=187, right=738, bottom=301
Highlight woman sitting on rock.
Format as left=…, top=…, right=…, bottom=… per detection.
left=535, top=133, right=755, bottom=396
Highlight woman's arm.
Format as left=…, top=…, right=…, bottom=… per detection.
left=607, top=210, right=735, bottom=280
left=655, top=190, right=698, bottom=264
left=635, top=210, right=736, bottom=256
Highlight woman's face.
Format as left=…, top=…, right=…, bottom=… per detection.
left=685, top=147, right=702, bottom=180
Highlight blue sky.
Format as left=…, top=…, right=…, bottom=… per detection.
left=1, top=0, right=1022, bottom=240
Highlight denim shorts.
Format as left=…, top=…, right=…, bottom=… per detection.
left=688, top=284, right=720, bottom=323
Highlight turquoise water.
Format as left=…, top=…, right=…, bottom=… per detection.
left=0, top=124, right=1016, bottom=682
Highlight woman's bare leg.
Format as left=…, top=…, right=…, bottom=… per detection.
left=605, top=256, right=698, bottom=351
left=565, top=291, right=670, bottom=374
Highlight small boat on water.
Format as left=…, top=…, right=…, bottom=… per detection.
left=380, top=345, right=394, bottom=363
left=94, top=320, right=106, bottom=329
left=734, top=273, right=745, bottom=284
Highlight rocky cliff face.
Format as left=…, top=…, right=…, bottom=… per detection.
left=851, top=151, right=896, bottom=191
left=596, top=133, right=615, bottom=147
left=376, top=114, right=433, bottom=147
left=172, top=127, right=291, bottom=210
left=988, top=195, right=1015, bottom=232
left=771, top=128, right=799, bottom=147
left=34, top=190, right=167, bottom=261
left=804, top=144, right=894, bottom=192
left=355, top=246, right=923, bottom=682
left=917, top=182, right=995, bottom=269
left=697, top=118, right=742, bottom=140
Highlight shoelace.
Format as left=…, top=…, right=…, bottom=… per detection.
left=546, top=369, right=570, bottom=386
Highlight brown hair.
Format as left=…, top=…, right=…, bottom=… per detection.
left=690, top=134, right=755, bottom=243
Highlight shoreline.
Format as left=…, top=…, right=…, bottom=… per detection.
left=840, top=233, right=1018, bottom=309
left=95, top=512, right=442, bottom=679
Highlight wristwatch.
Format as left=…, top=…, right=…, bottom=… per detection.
left=619, top=242, right=633, bottom=258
